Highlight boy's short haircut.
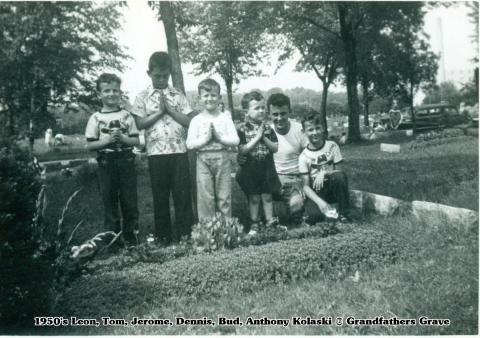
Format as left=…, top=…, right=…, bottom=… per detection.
left=148, top=51, right=172, bottom=72
left=241, top=91, right=264, bottom=110
left=96, top=73, right=121, bottom=91
left=267, top=93, right=291, bottom=112
left=198, top=78, right=221, bottom=95
left=301, top=111, right=323, bottom=129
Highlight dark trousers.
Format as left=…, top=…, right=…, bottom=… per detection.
left=304, top=171, right=350, bottom=223
left=97, top=152, right=139, bottom=238
left=148, top=153, right=193, bottom=244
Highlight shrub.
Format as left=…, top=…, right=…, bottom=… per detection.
left=58, top=229, right=404, bottom=317
left=86, top=223, right=340, bottom=274
left=191, top=214, right=244, bottom=253
left=0, top=141, right=49, bottom=330
left=409, top=129, right=466, bottom=149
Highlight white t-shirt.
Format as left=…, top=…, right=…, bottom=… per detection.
left=271, top=120, right=309, bottom=175
left=298, top=140, right=343, bottom=179
left=85, top=109, right=139, bottom=153
left=186, top=110, right=239, bottom=151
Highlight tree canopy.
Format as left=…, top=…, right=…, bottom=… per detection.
left=177, top=2, right=273, bottom=116
left=0, top=2, right=129, bottom=137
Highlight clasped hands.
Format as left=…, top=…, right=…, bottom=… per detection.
left=156, top=92, right=173, bottom=116
left=108, top=128, right=127, bottom=144
left=206, top=122, right=222, bottom=142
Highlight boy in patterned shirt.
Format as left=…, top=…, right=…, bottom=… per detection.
left=298, top=113, right=350, bottom=223
left=85, top=73, right=139, bottom=245
left=131, top=52, right=194, bottom=245
left=186, top=79, right=239, bottom=220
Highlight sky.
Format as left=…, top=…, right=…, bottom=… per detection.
left=116, top=1, right=478, bottom=102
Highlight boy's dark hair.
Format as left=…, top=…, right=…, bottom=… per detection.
left=198, top=78, right=221, bottom=95
left=301, top=111, right=323, bottom=129
left=148, top=51, right=172, bottom=72
left=96, top=73, right=121, bottom=91
left=241, top=91, right=264, bottom=110
left=267, top=93, right=291, bottom=112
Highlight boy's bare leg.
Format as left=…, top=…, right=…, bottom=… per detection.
left=261, top=193, right=274, bottom=221
left=248, top=194, right=261, bottom=223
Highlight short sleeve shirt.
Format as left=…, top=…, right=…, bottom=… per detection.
left=271, top=120, right=309, bottom=175
left=85, top=108, right=139, bottom=153
left=298, top=140, right=343, bottom=179
left=131, top=85, right=192, bottom=156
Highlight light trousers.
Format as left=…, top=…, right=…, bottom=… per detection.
left=196, top=151, right=232, bottom=221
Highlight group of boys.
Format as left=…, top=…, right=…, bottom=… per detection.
left=85, top=51, right=350, bottom=247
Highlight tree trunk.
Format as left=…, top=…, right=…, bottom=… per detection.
left=225, top=77, right=234, bottom=118
left=160, top=1, right=185, bottom=94
left=338, top=3, right=361, bottom=142
left=409, top=82, right=416, bottom=134
left=361, top=81, right=369, bottom=127
left=320, top=81, right=329, bottom=137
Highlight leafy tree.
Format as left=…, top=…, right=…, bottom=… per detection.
left=423, top=82, right=462, bottom=106
left=177, top=2, right=272, bottom=116
left=0, top=2, right=129, bottom=137
left=375, top=28, right=438, bottom=119
left=282, top=2, right=431, bottom=141
left=274, top=2, right=343, bottom=134
left=149, top=1, right=186, bottom=93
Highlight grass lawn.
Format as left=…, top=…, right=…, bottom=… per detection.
left=45, top=214, right=477, bottom=335
left=342, top=134, right=478, bottom=210
left=31, top=134, right=91, bottom=162
left=33, top=133, right=478, bottom=335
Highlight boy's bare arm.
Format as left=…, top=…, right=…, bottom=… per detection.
left=238, top=130, right=263, bottom=154
left=164, top=103, right=192, bottom=127
left=262, top=136, right=278, bottom=153
left=301, top=174, right=331, bottom=212
left=86, top=135, right=115, bottom=151
left=134, top=113, right=163, bottom=130
left=117, top=133, right=140, bottom=147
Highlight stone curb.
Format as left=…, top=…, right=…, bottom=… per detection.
left=350, top=189, right=478, bottom=230
left=40, top=158, right=91, bottom=170
left=412, top=201, right=478, bottom=231
left=349, top=189, right=410, bottom=216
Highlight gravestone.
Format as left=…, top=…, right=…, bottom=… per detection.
left=380, top=143, right=401, bottom=153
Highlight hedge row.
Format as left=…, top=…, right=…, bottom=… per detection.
left=59, top=229, right=403, bottom=317
left=87, top=223, right=339, bottom=274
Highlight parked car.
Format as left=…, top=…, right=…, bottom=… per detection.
left=398, top=103, right=467, bottom=131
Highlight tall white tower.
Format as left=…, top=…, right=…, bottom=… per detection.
left=437, top=17, right=447, bottom=83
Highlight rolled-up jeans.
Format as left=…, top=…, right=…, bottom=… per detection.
left=273, top=173, right=305, bottom=224
left=196, top=150, right=232, bottom=221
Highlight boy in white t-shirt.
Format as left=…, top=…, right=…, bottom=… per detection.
left=186, top=79, right=239, bottom=220
left=85, top=73, right=140, bottom=245
left=298, top=113, right=350, bottom=223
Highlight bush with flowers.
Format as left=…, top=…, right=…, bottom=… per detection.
left=191, top=214, right=244, bottom=253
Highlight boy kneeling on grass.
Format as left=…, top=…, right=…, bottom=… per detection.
left=299, top=113, right=350, bottom=223
left=85, top=73, right=140, bottom=246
